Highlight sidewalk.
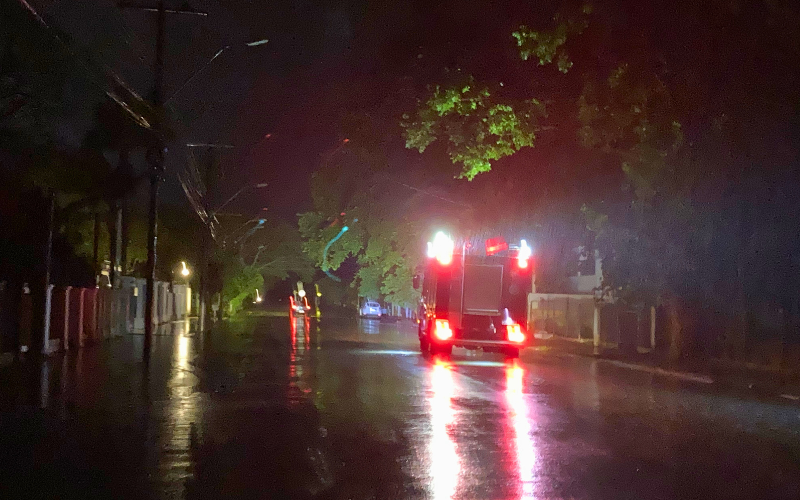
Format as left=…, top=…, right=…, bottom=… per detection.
left=532, top=334, right=800, bottom=401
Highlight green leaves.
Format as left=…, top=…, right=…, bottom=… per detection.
left=299, top=138, right=424, bottom=307
left=513, top=24, right=572, bottom=72
left=402, top=80, right=545, bottom=180
left=222, top=262, right=264, bottom=315
left=512, top=3, right=591, bottom=73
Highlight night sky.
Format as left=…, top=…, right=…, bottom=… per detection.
left=28, top=0, right=799, bottom=224
left=30, top=0, right=575, bottom=220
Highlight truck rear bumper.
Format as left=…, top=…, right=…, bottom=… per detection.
left=448, top=339, right=527, bottom=351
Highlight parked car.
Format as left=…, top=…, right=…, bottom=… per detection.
left=360, top=301, right=382, bottom=319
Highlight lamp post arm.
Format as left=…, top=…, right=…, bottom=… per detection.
left=214, top=182, right=269, bottom=214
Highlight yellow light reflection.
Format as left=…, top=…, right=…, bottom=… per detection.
left=505, top=360, right=535, bottom=499
left=429, top=359, right=460, bottom=500
left=157, top=333, right=201, bottom=490
left=177, top=334, right=189, bottom=371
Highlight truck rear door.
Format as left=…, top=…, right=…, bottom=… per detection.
left=459, top=264, right=505, bottom=340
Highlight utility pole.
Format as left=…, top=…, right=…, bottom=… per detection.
left=41, top=190, right=55, bottom=355
left=120, top=1, right=207, bottom=358
left=199, top=145, right=218, bottom=333
left=143, top=0, right=166, bottom=357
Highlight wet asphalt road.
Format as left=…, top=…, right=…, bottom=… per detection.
left=2, top=312, right=800, bottom=499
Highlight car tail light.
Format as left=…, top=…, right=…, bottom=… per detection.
left=506, top=323, right=525, bottom=343
left=434, top=319, right=453, bottom=340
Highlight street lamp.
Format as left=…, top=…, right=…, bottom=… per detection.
left=180, top=261, right=190, bottom=277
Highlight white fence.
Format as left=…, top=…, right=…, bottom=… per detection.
left=41, top=278, right=192, bottom=353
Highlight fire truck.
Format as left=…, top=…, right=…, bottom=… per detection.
left=414, top=232, right=532, bottom=358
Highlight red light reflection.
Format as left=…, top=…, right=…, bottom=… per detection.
left=288, top=314, right=314, bottom=406
left=505, top=360, right=535, bottom=499
left=429, top=358, right=460, bottom=499
left=289, top=315, right=297, bottom=380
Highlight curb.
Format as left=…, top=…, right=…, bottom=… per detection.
left=534, top=343, right=800, bottom=400
left=598, top=358, right=714, bottom=384
left=534, top=345, right=714, bottom=383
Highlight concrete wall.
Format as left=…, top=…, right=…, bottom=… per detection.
left=528, top=292, right=656, bottom=353
left=528, top=293, right=596, bottom=340
left=118, top=277, right=191, bottom=333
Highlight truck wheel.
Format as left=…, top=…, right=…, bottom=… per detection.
left=420, top=336, right=429, bottom=353
left=504, top=348, right=520, bottom=359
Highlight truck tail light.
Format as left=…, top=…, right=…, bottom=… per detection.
left=434, top=319, right=453, bottom=340
left=517, top=239, right=532, bottom=269
left=506, top=323, right=525, bottom=343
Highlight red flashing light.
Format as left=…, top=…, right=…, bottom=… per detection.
left=434, top=319, right=453, bottom=340
left=485, top=237, right=508, bottom=256
left=517, top=259, right=529, bottom=269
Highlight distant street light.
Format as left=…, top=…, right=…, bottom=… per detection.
left=180, top=261, right=190, bottom=277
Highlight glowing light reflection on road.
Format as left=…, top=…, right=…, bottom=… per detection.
left=177, top=334, right=189, bottom=370
left=506, top=360, right=536, bottom=499
left=429, top=358, right=460, bottom=500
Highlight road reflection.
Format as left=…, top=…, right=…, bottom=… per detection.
left=429, top=356, right=460, bottom=499
left=289, top=313, right=313, bottom=406
left=361, top=318, right=380, bottom=335
left=157, top=320, right=201, bottom=493
left=505, top=359, right=536, bottom=499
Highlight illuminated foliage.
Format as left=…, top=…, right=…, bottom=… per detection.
left=221, top=260, right=264, bottom=315
left=402, top=80, right=546, bottom=180
left=299, top=138, right=424, bottom=307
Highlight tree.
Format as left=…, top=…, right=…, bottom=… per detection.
left=298, top=137, right=431, bottom=307
left=2, top=0, right=160, bottom=283
left=403, top=78, right=546, bottom=180
left=402, top=0, right=800, bottom=362
left=214, top=216, right=315, bottom=315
